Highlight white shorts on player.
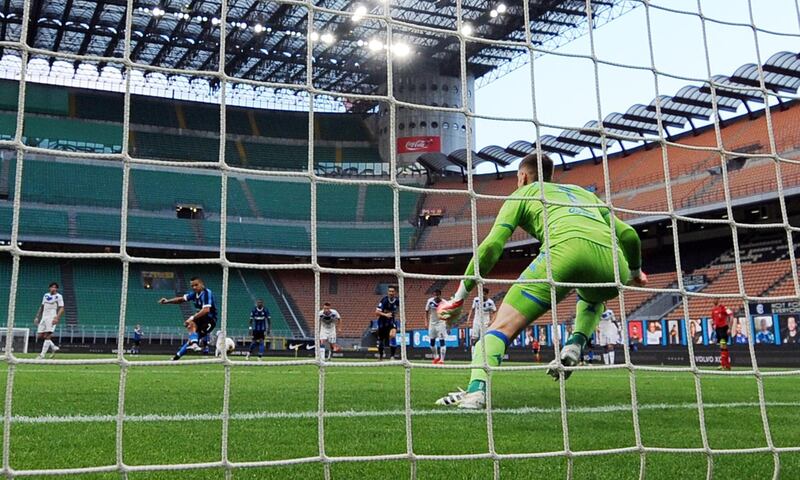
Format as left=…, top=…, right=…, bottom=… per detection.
left=318, top=305, right=340, bottom=361
left=36, top=286, right=63, bottom=359
left=37, top=316, right=57, bottom=334
left=425, top=293, right=447, bottom=363
left=470, top=295, right=497, bottom=341
left=429, top=320, right=447, bottom=342
left=320, top=324, right=337, bottom=344
left=597, top=309, right=619, bottom=365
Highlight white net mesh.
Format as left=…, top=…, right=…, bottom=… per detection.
left=1, top=0, right=800, bottom=478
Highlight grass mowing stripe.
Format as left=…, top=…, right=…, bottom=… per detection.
left=8, top=401, right=799, bottom=424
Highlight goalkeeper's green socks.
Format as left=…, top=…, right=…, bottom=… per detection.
left=571, top=297, right=603, bottom=350
left=467, top=331, right=509, bottom=393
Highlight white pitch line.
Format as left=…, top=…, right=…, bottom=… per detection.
left=9, top=401, right=799, bottom=425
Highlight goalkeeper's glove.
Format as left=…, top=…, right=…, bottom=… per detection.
left=437, top=298, right=464, bottom=322
left=629, top=269, right=648, bottom=287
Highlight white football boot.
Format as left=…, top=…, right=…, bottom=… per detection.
left=546, top=343, right=582, bottom=381
left=435, top=388, right=466, bottom=406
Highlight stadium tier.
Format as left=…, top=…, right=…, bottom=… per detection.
left=0, top=258, right=297, bottom=337
left=0, top=80, right=376, bottom=171
left=1, top=155, right=423, bottom=253
left=264, top=238, right=799, bottom=339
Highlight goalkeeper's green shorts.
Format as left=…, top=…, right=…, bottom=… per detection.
left=504, top=238, right=630, bottom=321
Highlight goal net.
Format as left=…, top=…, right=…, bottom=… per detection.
left=1, top=0, right=799, bottom=478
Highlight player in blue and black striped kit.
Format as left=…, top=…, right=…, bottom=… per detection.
left=375, top=286, right=400, bottom=360
left=159, top=276, right=218, bottom=361
left=247, top=299, right=271, bottom=360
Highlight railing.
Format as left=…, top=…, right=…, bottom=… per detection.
left=1, top=324, right=299, bottom=343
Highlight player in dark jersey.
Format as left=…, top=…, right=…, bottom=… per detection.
left=375, top=286, right=400, bottom=360
left=131, top=325, right=143, bottom=355
left=159, top=276, right=218, bottom=361
left=247, top=299, right=271, bottom=360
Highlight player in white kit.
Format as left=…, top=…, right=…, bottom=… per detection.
left=318, top=302, right=340, bottom=361
left=468, top=287, right=497, bottom=349
left=425, top=289, right=447, bottom=364
left=597, top=309, right=620, bottom=365
left=34, top=282, right=64, bottom=359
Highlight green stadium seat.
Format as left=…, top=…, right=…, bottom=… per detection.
left=363, top=186, right=420, bottom=222
left=11, top=259, right=61, bottom=327
left=24, top=116, right=123, bottom=153
left=245, top=179, right=311, bottom=221
left=254, top=110, right=308, bottom=140
left=131, top=169, right=222, bottom=212
left=17, top=208, right=69, bottom=239
left=182, top=103, right=220, bottom=132
left=71, top=261, right=122, bottom=327
left=317, top=183, right=358, bottom=222
left=125, top=265, right=182, bottom=329
left=225, top=110, right=254, bottom=136
left=132, top=131, right=219, bottom=162
left=317, top=226, right=414, bottom=252
left=226, top=179, right=257, bottom=217
left=0, top=112, right=17, bottom=139
left=342, top=147, right=380, bottom=164
left=130, top=98, right=180, bottom=128
left=127, top=216, right=198, bottom=247
left=73, top=92, right=123, bottom=123
left=211, top=220, right=311, bottom=252
left=317, top=114, right=371, bottom=142
left=75, top=213, right=121, bottom=241
left=242, top=142, right=308, bottom=170
left=21, top=160, right=123, bottom=208
left=0, top=258, right=9, bottom=324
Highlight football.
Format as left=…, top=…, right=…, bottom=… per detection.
left=225, top=337, right=235, bottom=353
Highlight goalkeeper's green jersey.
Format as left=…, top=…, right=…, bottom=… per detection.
left=497, top=182, right=616, bottom=250
left=462, top=181, right=642, bottom=292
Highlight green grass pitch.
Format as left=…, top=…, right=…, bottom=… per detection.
left=4, top=354, right=800, bottom=479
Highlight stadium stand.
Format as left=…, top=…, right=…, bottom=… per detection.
left=2, top=84, right=800, bottom=336
left=12, top=259, right=62, bottom=327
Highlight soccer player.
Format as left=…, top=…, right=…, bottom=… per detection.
left=425, top=289, right=447, bottom=364
left=159, top=276, right=218, bottom=361
left=247, top=299, right=271, bottom=360
left=435, top=153, right=647, bottom=409
left=597, top=309, right=619, bottom=365
left=375, top=286, right=400, bottom=360
left=710, top=298, right=732, bottom=370
left=467, top=287, right=497, bottom=351
left=34, top=282, right=64, bottom=359
left=131, top=324, right=143, bottom=355
left=318, top=302, right=340, bottom=361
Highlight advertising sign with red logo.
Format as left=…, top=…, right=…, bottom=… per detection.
left=397, top=136, right=441, bottom=154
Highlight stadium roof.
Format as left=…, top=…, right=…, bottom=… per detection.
left=0, top=0, right=634, bottom=97
left=418, top=51, right=800, bottom=173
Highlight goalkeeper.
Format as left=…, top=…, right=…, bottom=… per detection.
left=435, top=153, right=647, bottom=410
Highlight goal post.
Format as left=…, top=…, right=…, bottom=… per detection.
left=0, top=328, right=29, bottom=354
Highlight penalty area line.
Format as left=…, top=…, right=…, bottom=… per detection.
left=8, top=401, right=800, bottom=425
